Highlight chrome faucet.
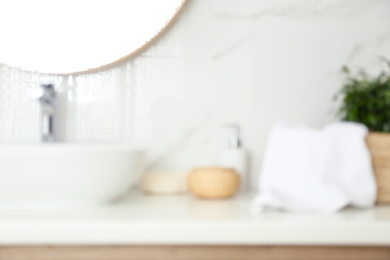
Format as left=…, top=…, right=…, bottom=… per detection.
left=37, top=84, right=56, bottom=142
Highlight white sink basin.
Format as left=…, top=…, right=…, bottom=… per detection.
left=0, top=144, right=144, bottom=206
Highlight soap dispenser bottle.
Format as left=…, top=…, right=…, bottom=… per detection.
left=219, top=124, right=248, bottom=191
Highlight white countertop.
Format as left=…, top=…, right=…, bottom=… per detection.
left=0, top=191, right=389, bottom=246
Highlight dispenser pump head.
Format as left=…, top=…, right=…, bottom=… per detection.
left=225, top=123, right=241, bottom=149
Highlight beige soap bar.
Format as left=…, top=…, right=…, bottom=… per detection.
left=188, top=167, right=240, bottom=199
left=140, top=172, right=188, bottom=195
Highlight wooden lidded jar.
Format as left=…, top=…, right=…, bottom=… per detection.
left=187, top=167, right=240, bottom=199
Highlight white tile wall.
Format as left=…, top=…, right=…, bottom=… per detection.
left=0, top=0, right=389, bottom=190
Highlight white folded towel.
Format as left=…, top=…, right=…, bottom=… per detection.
left=252, top=122, right=377, bottom=213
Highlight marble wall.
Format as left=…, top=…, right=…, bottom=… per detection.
left=142, top=0, right=390, bottom=189
left=0, top=0, right=389, bottom=190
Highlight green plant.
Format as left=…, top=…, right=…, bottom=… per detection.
left=335, top=59, right=390, bottom=132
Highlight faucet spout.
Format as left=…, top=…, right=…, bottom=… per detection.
left=38, top=84, right=56, bottom=142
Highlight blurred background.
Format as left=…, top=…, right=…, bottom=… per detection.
left=0, top=0, right=389, bottom=191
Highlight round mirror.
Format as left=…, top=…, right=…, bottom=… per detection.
left=0, top=0, right=186, bottom=75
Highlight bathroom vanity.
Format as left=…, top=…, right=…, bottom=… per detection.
left=0, top=0, right=388, bottom=258
left=0, top=191, right=389, bottom=260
